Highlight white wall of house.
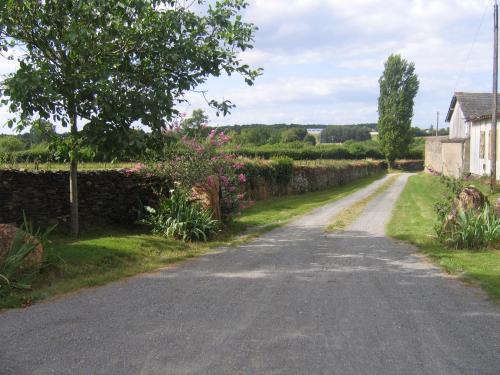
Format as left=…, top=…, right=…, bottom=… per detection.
left=449, top=103, right=469, bottom=139
left=469, top=119, right=500, bottom=180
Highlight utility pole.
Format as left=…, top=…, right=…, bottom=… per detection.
left=436, top=111, right=440, bottom=136
left=492, top=0, right=498, bottom=190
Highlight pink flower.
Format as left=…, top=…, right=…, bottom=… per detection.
left=238, top=173, right=247, bottom=183
left=233, top=162, right=244, bottom=170
left=220, top=175, right=230, bottom=187
left=237, top=193, right=245, bottom=200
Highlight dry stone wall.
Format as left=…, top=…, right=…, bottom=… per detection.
left=1, top=161, right=388, bottom=229
left=0, top=170, right=167, bottom=228
left=244, top=161, right=388, bottom=200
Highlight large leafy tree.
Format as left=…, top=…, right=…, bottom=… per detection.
left=0, top=0, right=261, bottom=235
left=377, top=54, right=419, bottom=164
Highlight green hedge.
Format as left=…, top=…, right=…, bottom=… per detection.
left=229, top=145, right=384, bottom=160
left=225, top=140, right=423, bottom=161
left=0, top=148, right=53, bottom=163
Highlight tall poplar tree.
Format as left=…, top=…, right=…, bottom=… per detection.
left=377, top=54, right=419, bottom=164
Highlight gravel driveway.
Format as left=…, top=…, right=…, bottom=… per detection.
left=1, top=174, right=499, bottom=375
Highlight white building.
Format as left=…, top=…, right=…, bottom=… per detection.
left=444, top=92, right=499, bottom=179
left=306, top=128, right=323, bottom=136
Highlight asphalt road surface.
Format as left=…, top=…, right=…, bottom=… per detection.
left=1, top=174, right=499, bottom=375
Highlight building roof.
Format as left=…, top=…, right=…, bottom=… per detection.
left=446, top=92, right=500, bottom=122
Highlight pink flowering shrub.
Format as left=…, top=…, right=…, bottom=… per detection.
left=145, top=126, right=249, bottom=220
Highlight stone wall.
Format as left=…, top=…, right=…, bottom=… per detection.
left=1, top=161, right=387, bottom=229
left=244, top=161, right=387, bottom=201
left=0, top=170, right=168, bottom=228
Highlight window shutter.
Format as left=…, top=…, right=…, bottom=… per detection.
left=480, top=131, right=486, bottom=159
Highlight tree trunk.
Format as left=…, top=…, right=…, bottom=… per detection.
left=69, top=110, right=79, bottom=237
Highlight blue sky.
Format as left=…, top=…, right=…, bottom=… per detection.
left=0, top=0, right=496, bottom=133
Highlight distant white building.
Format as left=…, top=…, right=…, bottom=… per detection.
left=307, top=128, right=323, bottom=136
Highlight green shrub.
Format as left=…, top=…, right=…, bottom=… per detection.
left=142, top=189, right=219, bottom=242
left=227, top=141, right=385, bottom=160
left=271, top=157, right=294, bottom=187
left=439, top=206, right=500, bottom=249
left=0, top=136, right=25, bottom=152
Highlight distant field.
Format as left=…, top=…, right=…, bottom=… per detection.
left=1, top=159, right=386, bottom=172
left=0, top=162, right=136, bottom=171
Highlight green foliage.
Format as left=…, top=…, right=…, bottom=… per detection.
left=181, top=109, right=209, bottom=139
left=320, top=125, right=372, bottom=143
left=304, top=134, right=317, bottom=145
left=1, top=0, right=261, bottom=132
left=27, top=119, right=56, bottom=145
left=281, top=128, right=307, bottom=143
left=271, top=157, right=294, bottom=187
left=434, top=175, right=499, bottom=250
left=441, top=206, right=500, bottom=250
left=0, top=0, right=261, bottom=233
left=378, top=54, right=419, bottom=162
left=142, top=189, right=220, bottom=242
left=0, top=136, right=25, bottom=152
left=227, top=141, right=385, bottom=160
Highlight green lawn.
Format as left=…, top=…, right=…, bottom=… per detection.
left=1, top=173, right=385, bottom=309
left=387, top=174, right=500, bottom=302
left=235, top=173, right=385, bottom=229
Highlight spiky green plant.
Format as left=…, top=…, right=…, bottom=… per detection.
left=142, top=189, right=220, bottom=242
left=0, top=214, right=55, bottom=295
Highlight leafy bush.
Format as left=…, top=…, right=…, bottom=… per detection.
left=0, top=145, right=53, bottom=164
left=439, top=206, right=500, bottom=249
left=142, top=189, right=219, bottom=242
left=0, top=136, right=25, bottom=152
left=271, top=157, right=294, bottom=187
left=227, top=142, right=382, bottom=160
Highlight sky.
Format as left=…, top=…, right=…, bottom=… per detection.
left=0, top=0, right=497, bottom=133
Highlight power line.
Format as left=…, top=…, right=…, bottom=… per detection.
left=453, top=0, right=490, bottom=92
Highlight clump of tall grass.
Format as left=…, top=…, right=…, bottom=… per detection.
left=0, top=215, right=55, bottom=295
left=142, top=189, right=220, bottom=242
left=440, top=206, right=500, bottom=250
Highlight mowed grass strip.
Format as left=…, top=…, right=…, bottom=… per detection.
left=1, top=173, right=386, bottom=309
left=387, top=174, right=500, bottom=302
left=326, top=175, right=399, bottom=232
left=235, top=173, right=387, bottom=229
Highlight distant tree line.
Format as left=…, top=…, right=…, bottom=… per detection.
left=2, top=112, right=433, bottom=162
left=320, top=125, right=373, bottom=143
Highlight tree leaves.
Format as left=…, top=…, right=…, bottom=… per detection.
left=0, top=0, right=261, bottom=140
left=377, top=54, right=419, bottom=163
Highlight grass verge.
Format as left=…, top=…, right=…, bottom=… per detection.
left=326, top=175, right=398, bottom=232
left=1, top=172, right=386, bottom=309
left=387, top=174, right=500, bottom=302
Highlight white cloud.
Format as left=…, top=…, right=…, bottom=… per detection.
left=0, top=0, right=497, bottom=131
